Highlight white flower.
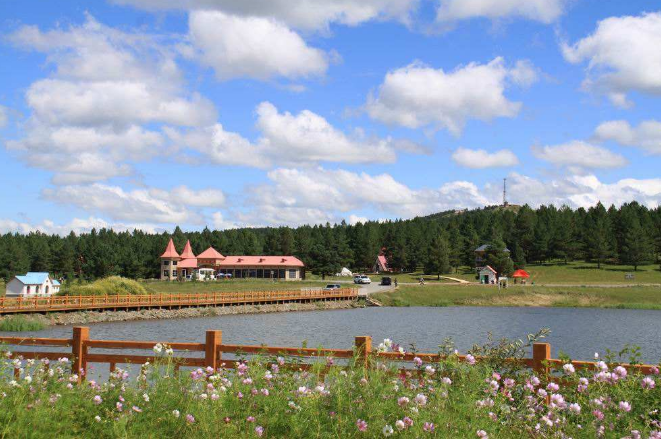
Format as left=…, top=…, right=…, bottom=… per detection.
left=24, top=376, right=32, bottom=384
left=165, top=347, right=174, bottom=356
left=94, top=415, right=101, bottom=422
left=172, top=409, right=180, bottom=418
left=383, top=339, right=393, bottom=348
left=143, top=393, right=150, bottom=402
left=563, top=363, right=575, bottom=375
left=395, top=420, right=406, bottom=431
left=153, top=343, right=163, bottom=354
left=382, top=425, right=394, bottom=436
left=398, top=346, right=405, bottom=354
left=425, top=365, right=436, bottom=375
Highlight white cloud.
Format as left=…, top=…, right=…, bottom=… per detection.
left=112, top=0, right=418, bottom=31
left=0, top=216, right=165, bottom=235
left=561, top=12, right=661, bottom=107
left=436, top=0, right=566, bottom=24
left=0, top=105, right=7, bottom=128
left=172, top=101, right=413, bottom=167
left=532, top=141, right=627, bottom=169
left=7, top=15, right=216, bottom=184
left=451, top=147, right=519, bottom=168
left=42, top=184, right=224, bottom=224
left=594, top=120, right=661, bottom=155
left=366, top=58, right=533, bottom=135
left=348, top=214, right=369, bottom=225
left=188, top=11, right=328, bottom=81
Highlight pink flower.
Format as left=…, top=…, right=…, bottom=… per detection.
left=546, top=382, right=559, bottom=392
left=423, top=422, right=435, bottom=432
left=247, top=416, right=256, bottom=423
left=477, top=430, right=488, bottom=438
left=93, top=395, right=102, bottom=405
left=414, top=393, right=427, bottom=406
left=563, top=363, right=575, bottom=375
left=186, top=414, right=195, bottom=424
left=413, top=357, right=423, bottom=367
left=618, top=401, right=632, bottom=412
left=132, top=406, right=142, bottom=413
left=356, top=419, right=368, bottom=432
left=255, top=426, right=264, bottom=437
left=503, top=378, right=515, bottom=388
left=465, top=354, right=476, bottom=365
left=569, top=403, right=581, bottom=414
left=592, top=410, right=604, bottom=421
left=403, top=417, right=413, bottom=427
left=442, top=377, right=452, bottom=386
left=614, top=366, right=627, bottom=378
left=642, top=377, right=655, bottom=389
left=116, top=402, right=123, bottom=412
left=397, top=396, right=409, bottom=406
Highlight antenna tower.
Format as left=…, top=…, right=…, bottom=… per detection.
left=503, top=178, right=508, bottom=206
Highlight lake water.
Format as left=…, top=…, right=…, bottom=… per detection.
left=3, top=306, right=661, bottom=363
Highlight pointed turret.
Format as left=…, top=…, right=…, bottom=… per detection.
left=180, top=240, right=196, bottom=259
left=160, top=238, right=180, bottom=258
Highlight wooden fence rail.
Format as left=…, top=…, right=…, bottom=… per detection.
left=1, top=327, right=659, bottom=380
left=0, top=288, right=358, bottom=315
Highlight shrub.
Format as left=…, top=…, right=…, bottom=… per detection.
left=0, top=315, right=46, bottom=331
left=59, top=276, right=149, bottom=296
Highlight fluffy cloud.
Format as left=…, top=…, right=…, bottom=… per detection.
left=42, top=184, right=225, bottom=224
left=6, top=15, right=216, bottom=184
left=236, top=167, right=491, bottom=226
left=112, top=0, right=418, bottom=31
left=188, top=11, right=328, bottom=81
left=437, top=0, right=566, bottom=24
left=451, top=147, right=519, bottom=168
left=0, top=217, right=165, bottom=235
left=532, top=141, right=627, bottom=169
left=561, top=12, right=661, bottom=107
left=172, top=101, right=413, bottom=167
left=594, top=120, right=661, bottom=155
left=366, top=58, right=534, bottom=135
left=0, top=105, right=7, bottom=128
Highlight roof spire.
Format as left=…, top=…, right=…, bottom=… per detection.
left=180, top=239, right=196, bottom=259
left=160, top=238, right=180, bottom=258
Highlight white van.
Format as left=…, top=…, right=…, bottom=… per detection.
left=197, top=268, right=216, bottom=281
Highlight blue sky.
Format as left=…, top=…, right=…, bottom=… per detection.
left=1, top=0, right=660, bottom=234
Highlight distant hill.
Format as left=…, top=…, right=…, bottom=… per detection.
left=423, top=204, right=522, bottom=221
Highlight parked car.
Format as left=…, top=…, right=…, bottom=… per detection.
left=380, top=276, right=392, bottom=286
left=354, top=275, right=371, bottom=284
left=323, top=284, right=342, bottom=291
left=353, top=275, right=362, bottom=284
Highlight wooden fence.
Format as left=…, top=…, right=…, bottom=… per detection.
left=0, top=288, right=358, bottom=315
left=0, top=327, right=658, bottom=380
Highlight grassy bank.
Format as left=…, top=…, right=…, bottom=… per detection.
left=375, top=284, right=661, bottom=309
left=0, top=315, right=46, bottom=331
left=143, top=279, right=332, bottom=294
left=0, top=335, right=659, bottom=437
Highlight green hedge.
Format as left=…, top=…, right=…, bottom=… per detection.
left=59, top=276, right=150, bottom=296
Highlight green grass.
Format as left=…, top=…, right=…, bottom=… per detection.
left=60, top=276, right=150, bottom=296
left=142, top=278, right=335, bottom=294
left=0, top=337, right=659, bottom=437
left=521, top=261, right=661, bottom=284
left=0, top=315, right=46, bottom=331
left=374, top=284, right=661, bottom=309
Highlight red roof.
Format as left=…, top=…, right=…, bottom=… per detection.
left=178, top=258, right=198, bottom=268
left=219, top=256, right=304, bottom=267
left=160, top=238, right=180, bottom=258
left=377, top=255, right=389, bottom=271
left=512, top=269, right=530, bottom=278
left=481, top=265, right=497, bottom=274
left=196, top=247, right=224, bottom=259
left=180, top=240, right=196, bottom=259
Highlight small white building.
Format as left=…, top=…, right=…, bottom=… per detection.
left=478, top=266, right=497, bottom=284
left=5, top=272, right=60, bottom=297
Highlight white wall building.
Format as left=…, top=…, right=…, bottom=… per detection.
left=5, top=272, right=60, bottom=297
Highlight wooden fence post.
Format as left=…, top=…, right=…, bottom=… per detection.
left=205, top=330, right=222, bottom=370
left=532, top=342, right=551, bottom=379
left=355, top=336, right=372, bottom=372
left=72, top=326, right=90, bottom=381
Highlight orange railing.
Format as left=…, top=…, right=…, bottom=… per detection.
left=1, top=328, right=658, bottom=380
left=0, top=288, right=358, bottom=314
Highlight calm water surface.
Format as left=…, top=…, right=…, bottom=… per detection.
left=3, top=306, right=661, bottom=362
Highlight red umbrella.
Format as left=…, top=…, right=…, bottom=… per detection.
left=512, top=269, right=530, bottom=278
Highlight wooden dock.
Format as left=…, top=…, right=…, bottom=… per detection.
left=0, top=288, right=358, bottom=315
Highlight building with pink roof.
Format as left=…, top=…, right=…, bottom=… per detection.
left=160, top=239, right=305, bottom=281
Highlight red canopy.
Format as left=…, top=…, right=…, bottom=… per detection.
left=512, top=269, right=530, bottom=278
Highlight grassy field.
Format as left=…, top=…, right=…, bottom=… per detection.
left=142, top=278, right=333, bottom=294
left=374, top=283, right=661, bottom=309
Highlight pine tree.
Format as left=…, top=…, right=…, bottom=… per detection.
left=585, top=203, right=613, bottom=269
left=485, top=238, right=514, bottom=277
left=424, top=235, right=450, bottom=279
left=621, top=215, right=653, bottom=271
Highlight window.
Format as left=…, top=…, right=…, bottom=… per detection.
left=26, top=285, right=31, bottom=294
left=289, top=269, right=297, bottom=279
left=172, top=270, right=178, bottom=277
left=163, top=260, right=170, bottom=266
left=172, top=261, right=177, bottom=266
left=163, top=270, right=169, bottom=277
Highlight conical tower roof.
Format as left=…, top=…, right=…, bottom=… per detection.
left=160, top=238, right=180, bottom=258
left=180, top=240, right=196, bottom=259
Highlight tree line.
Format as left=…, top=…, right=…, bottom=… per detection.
left=1, top=201, right=660, bottom=282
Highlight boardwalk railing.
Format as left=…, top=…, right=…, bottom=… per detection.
left=0, top=288, right=358, bottom=314
left=1, top=327, right=658, bottom=380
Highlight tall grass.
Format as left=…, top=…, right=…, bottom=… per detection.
left=60, top=276, right=149, bottom=296
left=0, top=334, right=659, bottom=437
left=0, top=315, right=46, bottom=331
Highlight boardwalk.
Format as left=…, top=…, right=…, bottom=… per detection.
left=0, top=288, right=358, bottom=315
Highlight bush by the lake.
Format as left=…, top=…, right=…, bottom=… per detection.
left=0, top=315, right=45, bottom=331
left=0, top=338, right=659, bottom=437
left=59, top=276, right=149, bottom=296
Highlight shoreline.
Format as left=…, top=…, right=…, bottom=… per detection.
left=1, top=300, right=361, bottom=328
